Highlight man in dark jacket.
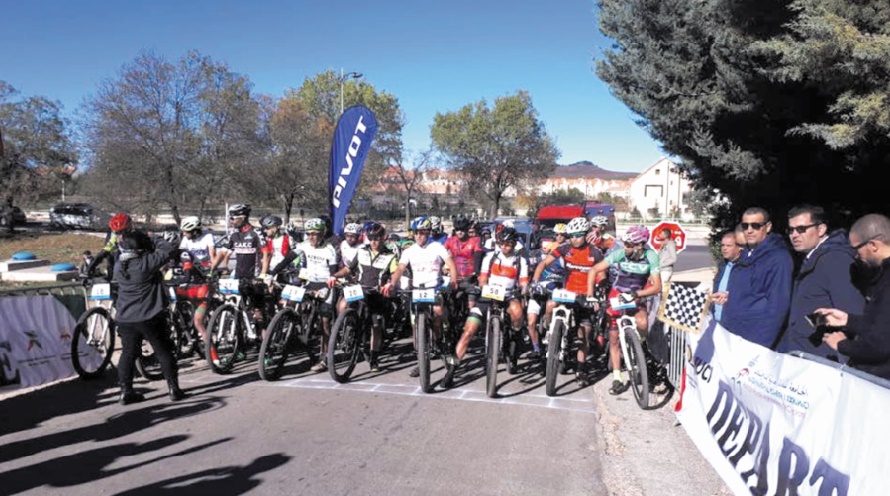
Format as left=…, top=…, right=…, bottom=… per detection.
left=721, top=207, right=794, bottom=348
left=114, top=230, right=186, bottom=405
left=777, top=205, right=864, bottom=360
left=818, top=214, right=890, bottom=380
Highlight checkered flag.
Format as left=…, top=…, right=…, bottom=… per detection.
left=657, top=282, right=711, bottom=333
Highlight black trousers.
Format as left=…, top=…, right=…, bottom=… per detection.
left=117, top=313, right=178, bottom=388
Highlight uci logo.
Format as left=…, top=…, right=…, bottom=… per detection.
left=332, top=115, right=369, bottom=209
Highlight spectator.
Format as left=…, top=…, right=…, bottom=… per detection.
left=720, top=207, right=794, bottom=348
left=655, top=227, right=677, bottom=285
left=710, top=227, right=745, bottom=323
left=113, top=229, right=186, bottom=405
left=776, top=205, right=864, bottom=360
left=817, top=214, right=890, bottom=380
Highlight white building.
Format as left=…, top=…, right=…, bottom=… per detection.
left=628, top=157, right=694, bottom=221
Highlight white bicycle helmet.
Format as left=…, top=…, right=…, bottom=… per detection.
left=428, top=216, right=442, bottom=232
left=344, top=223, right=362, bottom=235
left=162, top=229, right=182, bottom=246
left=566, top=217, right=590, bottom=235
left=590, top=215, right=609, bottom=228
left=180, top=216, right=201, bottom=232
left=553, top=223, right=567, bottom=235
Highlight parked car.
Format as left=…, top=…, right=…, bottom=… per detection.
left=49, top=203, right=110, bottom=231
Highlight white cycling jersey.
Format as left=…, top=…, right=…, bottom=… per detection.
left=399, top=241, right=451, bottom=288
left=179, top=233, right=215, bottom=265
left=296, top=241, right=338, bottom=283
left=339, top=239, right=361, bottom=268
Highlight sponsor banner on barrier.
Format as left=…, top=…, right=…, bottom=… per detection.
left=676, top=319, right=890, bottom=495
left=0, top=295, right=78, bottom=390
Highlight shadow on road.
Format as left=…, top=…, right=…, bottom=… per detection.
left=0, top=435, right=234, bottom=495
left=115, top=453, right=290, bottom=495
left=0, top=396, right=226, bottom=464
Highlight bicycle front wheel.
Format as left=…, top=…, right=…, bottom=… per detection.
left=486, top=315, right=501, bottom=398
left=328, top=308, right=362, bottom=383
left=206, top=303, right=241, bottom=374
left=71, top=306, right=116, bottom=379
left=545, top=320, right=565, bottom=397
left=622, top=323, right=650, bottom=408
left=258, top=307, right=298, bottom=381
left=135, top=339, right=164, bottom=381
left=416, top=311, right=432, bottom=393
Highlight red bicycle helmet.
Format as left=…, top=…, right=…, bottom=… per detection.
left=109, top=213, right=132, bottom=233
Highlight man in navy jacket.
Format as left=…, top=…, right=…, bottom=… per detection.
left=777, top=205, right=864, bottom=360
left=818, top=214, right=890, bottom=380
left=721, top=207, right=794, bottom=348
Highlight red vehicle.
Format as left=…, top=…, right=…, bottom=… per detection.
left=535, top=202, right=616, bottom=232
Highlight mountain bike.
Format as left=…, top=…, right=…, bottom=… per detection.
left=611, top=294, right=649, bottom=409
left=257, top=282, right=329, bottom=381
left=404, top=281, right=457, bottom=393
left=479, top=283, right=523, bottom=398
left=326, top=284, right=385, bottom=383
left=70, top=278, right=165, bottom=381
left=205, top=277, right=279, bottom=374
left=543, top=288, right=597, bottom=396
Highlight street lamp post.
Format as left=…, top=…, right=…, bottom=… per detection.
left=339, top=68, right=363, bottom=115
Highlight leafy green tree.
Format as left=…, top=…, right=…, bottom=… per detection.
left=0, top=81, right=77, bottom=207
left=597, top=0, right=890, bottom=231
left=431, top=91, right=560, bottom=217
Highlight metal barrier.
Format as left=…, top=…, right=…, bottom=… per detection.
left=0, top=282, right=88, bottom=320
left=666, top=324, right=686, bottom=388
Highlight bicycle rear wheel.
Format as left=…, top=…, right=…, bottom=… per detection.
left=206, top=303, right=241, bottom=374
left=70, top=306, right=116, bottom=379
left=486, top=316, right=501, bottom=398
left=328, top=308, right=362, bottom=383
left=545, top=320, right=565, bottom=397
left=258, top=307, right=298, bottom=381
left=134, top=339, right=164, bottom=381
left=621, top=323, right=650, bottom=408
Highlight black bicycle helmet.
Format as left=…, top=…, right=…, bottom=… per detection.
left=228, top=203, right=251, bottom=218
left=453, top=217, right=471, bottom=231
left=260, top=215, right=283, bottom=229
left=497, top=227, right=519, bottom=244
left=365, top=222, right=386, bottom=239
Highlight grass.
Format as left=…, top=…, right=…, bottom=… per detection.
left=0, top=230, right=106, bottom=270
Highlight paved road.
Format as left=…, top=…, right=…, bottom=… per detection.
left=0, top=336, right=728, bottom=495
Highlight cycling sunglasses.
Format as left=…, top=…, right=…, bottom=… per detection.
left=740, top=222, right=767, bottom=230
left=570, top=232, right=586, bottom=239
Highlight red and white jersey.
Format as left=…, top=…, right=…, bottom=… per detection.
left=480, top=251, right=529, bottom=291
left=263, top=234, right=291, bottom=269
left=444, top=235, right=483, bottom=280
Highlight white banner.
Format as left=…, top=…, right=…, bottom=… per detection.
left=676, top=319, right=890, bottom=495
left=0, top=295, right=78, bottom=390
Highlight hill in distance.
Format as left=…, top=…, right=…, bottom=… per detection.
left=551, top=161, right=637, bottom=181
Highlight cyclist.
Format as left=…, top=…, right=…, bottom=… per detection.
left=340, top=222, right=364, bottom=269
left=452, top=227, right=529, bottom=369
left=526, top=223, right=568, bottom=358
left=258, top=215, right=290, bottom=283
left=87, top=212, right=133, bottom=278
left=291, top=218, right=339, bottom=372
left=444, top=217, right=484, bottom=281
left=531, top=217, right=604, bottom=385
left=587, top=225, right=662, bottom=395
left=428, top=216, right=448, bottom=245
left=589, top=215, right=618, bottom=253
left=332, top=222, right=398, bottom=372
left=179, top=216, right=216, bottom=269
left=387, top=217, right=459, bottom=378
left=208, top=204, right=272, bottom=335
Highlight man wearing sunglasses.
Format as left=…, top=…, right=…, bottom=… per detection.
left=816, top=214, right=890, bottom=380
left=776, top=205, right=863, bottom=360
left=720, top=207, right=793, bottom=348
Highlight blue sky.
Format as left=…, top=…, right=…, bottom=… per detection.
left=0, top=0, right=666, bottom=173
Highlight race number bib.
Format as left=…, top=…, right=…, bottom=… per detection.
left=281, top=285, right=305, bottom=303
left=609, top=296, right=636, bottom=311
left=481, top=284, right=506, bottom=302
left=89, top=283, right=112, bottom=301
left=552, top=288, right=577, bottom=304
left=219, top=278, right=240, bottom=295
left=412, top=289, right=435, bottom=303
left=344, top=285, right=364, bottom=303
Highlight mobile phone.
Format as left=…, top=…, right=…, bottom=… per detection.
left=805, top=312, right=824, bottom=328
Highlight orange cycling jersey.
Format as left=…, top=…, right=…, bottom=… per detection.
left=550, top=243, right=604, bottom=294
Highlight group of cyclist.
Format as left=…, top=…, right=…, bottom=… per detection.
left=91, top=203, right=664, bottom=396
